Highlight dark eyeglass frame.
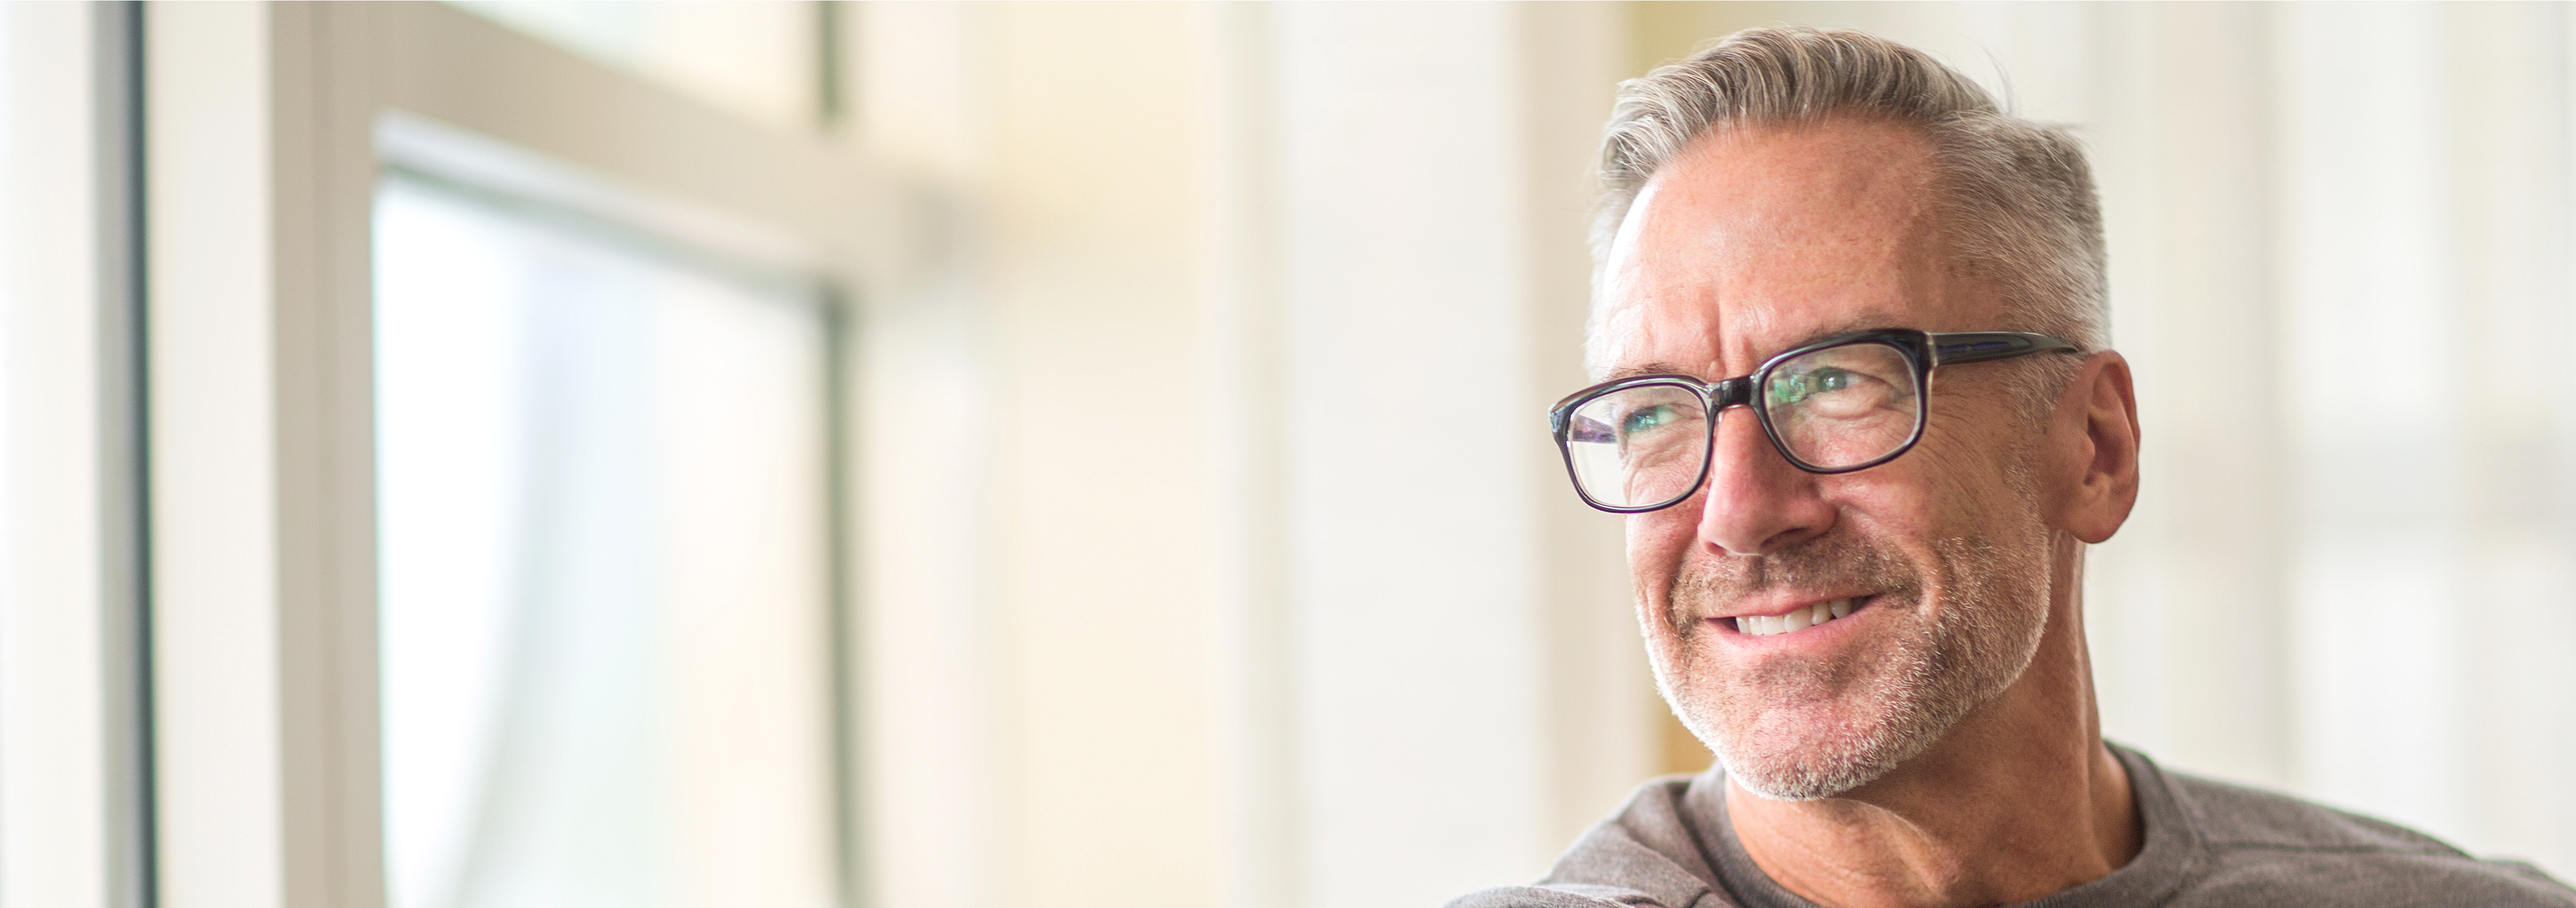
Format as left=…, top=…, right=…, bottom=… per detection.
left=1546, top=328, right=2081, bottom=514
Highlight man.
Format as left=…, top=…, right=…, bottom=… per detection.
left=1455, top=27, right=2576, bottom=908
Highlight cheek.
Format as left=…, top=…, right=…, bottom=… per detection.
left=1863, top=394, right=2035, bottom=528
left=1812, top=464, right=1945, bottom=546
left=1625, top=508, right=1699, bottom=628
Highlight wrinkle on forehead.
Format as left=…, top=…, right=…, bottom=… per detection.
left=1594, top=119, right=1956, bottom=380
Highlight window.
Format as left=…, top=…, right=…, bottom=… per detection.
left=139, top=5, right=879, bottom=904
left=374, top=155, right=843, bottom=907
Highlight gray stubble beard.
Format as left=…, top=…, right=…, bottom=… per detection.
left=1651, top=521, right=2053, bottom=801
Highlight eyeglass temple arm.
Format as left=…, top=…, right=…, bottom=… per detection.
left=1930, top=331, right=2080, bottom=366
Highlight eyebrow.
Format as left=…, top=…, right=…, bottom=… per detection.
left=1600, top=362, right=1706, bottom=382
left=1601, top=319, right=1910, bottom=383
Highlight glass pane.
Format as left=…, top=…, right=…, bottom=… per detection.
left=448, top=1, right=821, bottom=130
left=374, top=176, right=840, bottom=908
left=1762, top=342, right=1918, bottom=469
left=1565, top=384, right=1708, bottom=509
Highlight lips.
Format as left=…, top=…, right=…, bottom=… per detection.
left=1731, top=597, right=1859, bottom=636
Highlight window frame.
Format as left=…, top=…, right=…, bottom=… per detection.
left=143, top=5, right=890, bottom=906
left=0, top=5, right=153, bottom=908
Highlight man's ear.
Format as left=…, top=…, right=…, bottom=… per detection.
left=2054, top=352, right=2140, bottom=544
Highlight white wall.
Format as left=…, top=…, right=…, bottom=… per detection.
left=1271, top=5, right=1550, bottom=902
left=2273, top=3, right=2576, bottom=871
left=848, top=5, right=1648, bottom=907
left=0, top=6, right=117, bottom=906
left=145, top=6, right=294, bottom=906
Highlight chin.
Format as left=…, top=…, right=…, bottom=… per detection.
left=1652, top=611, right=2012, bottom=802
left=1698, top=696, right=1952, bottom=800
left=1658, top=526, right=2061, bottom=800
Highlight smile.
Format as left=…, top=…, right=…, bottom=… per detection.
left=1733, top=597, right=1861, bottom=637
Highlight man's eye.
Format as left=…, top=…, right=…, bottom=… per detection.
left=1770, top=367, right=1858, bottom=406
left=1622, top=405, right=1679, bottom=434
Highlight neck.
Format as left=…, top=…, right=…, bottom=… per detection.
left=1724, top=541, right=2140, bottom=908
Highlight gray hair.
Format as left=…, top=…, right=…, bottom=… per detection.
left=1590, top=27, right=2108, bottom=385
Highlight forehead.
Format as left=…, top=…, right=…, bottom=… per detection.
left=1596, top=119, right=1984, bottom=378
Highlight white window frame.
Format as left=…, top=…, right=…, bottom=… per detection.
left=143, top=5, right=890, bottom=906
left=1, top=5, right=151, bottom=908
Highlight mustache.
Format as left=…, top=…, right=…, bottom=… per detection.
left=1667, top=531, right=1922, bottom=625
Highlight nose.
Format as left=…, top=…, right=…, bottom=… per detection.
left=1694, top=410, right=1836, bottom=555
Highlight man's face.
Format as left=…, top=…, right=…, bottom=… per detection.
left=1600, top=120, right=2058, bottom=800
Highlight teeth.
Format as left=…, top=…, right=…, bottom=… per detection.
left=1734, top=598, right=1858, bottom=636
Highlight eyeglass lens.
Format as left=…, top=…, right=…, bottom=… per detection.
left=1563, top=341, right=1922, bottom=510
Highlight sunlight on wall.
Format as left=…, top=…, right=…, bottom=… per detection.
left=449, top=1, right=820, bottom=131
left=845, top=7, right=1646, bottom=907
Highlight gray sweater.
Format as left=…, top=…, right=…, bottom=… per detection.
left=1451, top=745, right=2576, bottom=907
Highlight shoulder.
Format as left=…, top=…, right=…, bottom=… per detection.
left=1444, top=773, right=1739, bottom=908
left=2161, top=767, right=2576, bottom=906
left=1446, top=883, right=1701, bottom=908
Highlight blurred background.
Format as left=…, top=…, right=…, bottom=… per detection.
left=2, top=3, right=2573, bottom=908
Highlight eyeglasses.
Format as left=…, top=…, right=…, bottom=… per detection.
left=1547, top=328, right=2080, bottom=514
